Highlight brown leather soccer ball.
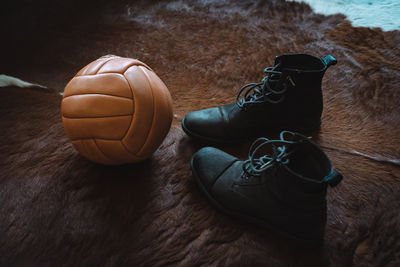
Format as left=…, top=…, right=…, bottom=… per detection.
left=61, top=56, right=173, bottom=165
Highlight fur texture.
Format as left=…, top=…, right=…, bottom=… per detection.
left=1, top=0, right=400, bottom=266
left=0, top=75, right=46, bottom=89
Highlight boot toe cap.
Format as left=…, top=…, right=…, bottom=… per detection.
left=182, top=108, right=225, bottom=141
left=191, top=147, right=237, bottom=191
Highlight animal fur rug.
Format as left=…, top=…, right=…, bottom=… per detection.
left=1, top=0, right=400, bottom=266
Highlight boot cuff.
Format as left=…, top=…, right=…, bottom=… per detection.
left=275, top=53, right=336, bottom=73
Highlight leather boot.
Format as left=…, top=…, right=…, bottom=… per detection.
left=191, top=131, right=342, bottom=244
left=182, top=54, right=337, bottom=143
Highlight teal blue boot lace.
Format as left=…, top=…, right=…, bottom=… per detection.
left=242, top=131, right=297, bottom=177
left=236, top=63, right=294, bottom=109
left=242, top=131, right=343, bottom=187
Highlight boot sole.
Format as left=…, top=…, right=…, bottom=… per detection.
left=182, top=117, right=321, bottom=145
left=190, top=157, right=324, bottom=246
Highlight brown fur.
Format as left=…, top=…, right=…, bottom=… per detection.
left=1, top=0, right=400, bottom=266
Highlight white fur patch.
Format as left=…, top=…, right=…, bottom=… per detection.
left=0, top=74, right=47, bottom=89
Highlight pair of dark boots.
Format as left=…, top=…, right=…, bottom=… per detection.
left=183, top=54, right=342, bottom=244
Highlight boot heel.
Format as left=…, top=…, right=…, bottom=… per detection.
left=321, top=55, right=337, bottom=68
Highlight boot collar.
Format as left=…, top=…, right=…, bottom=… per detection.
left=275, top=53, right=337, bottom=73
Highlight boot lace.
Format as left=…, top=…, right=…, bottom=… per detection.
left=242, top=131, right=298, bottom=177
left=236, top=63, right=295, bottom=109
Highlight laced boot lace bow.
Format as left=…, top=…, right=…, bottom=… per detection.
left=242, top=131, right=298, bottom=178
left=235, top=63, right=295, bottom=109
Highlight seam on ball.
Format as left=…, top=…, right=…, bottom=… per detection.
left=120, top=140, right=140, bottom=159
left=77, top=57, right=114, bottom=76
left=62, top=114, right=133, bottom=119
left=62, top=93, right=133, bottom=100
left=95, top=57, right=118, bottom=75
left=136, top=66, right=156, bottom=157
left=121, top=74, right=135, bottom=140
left=93, top=138, right=119, bottom=164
